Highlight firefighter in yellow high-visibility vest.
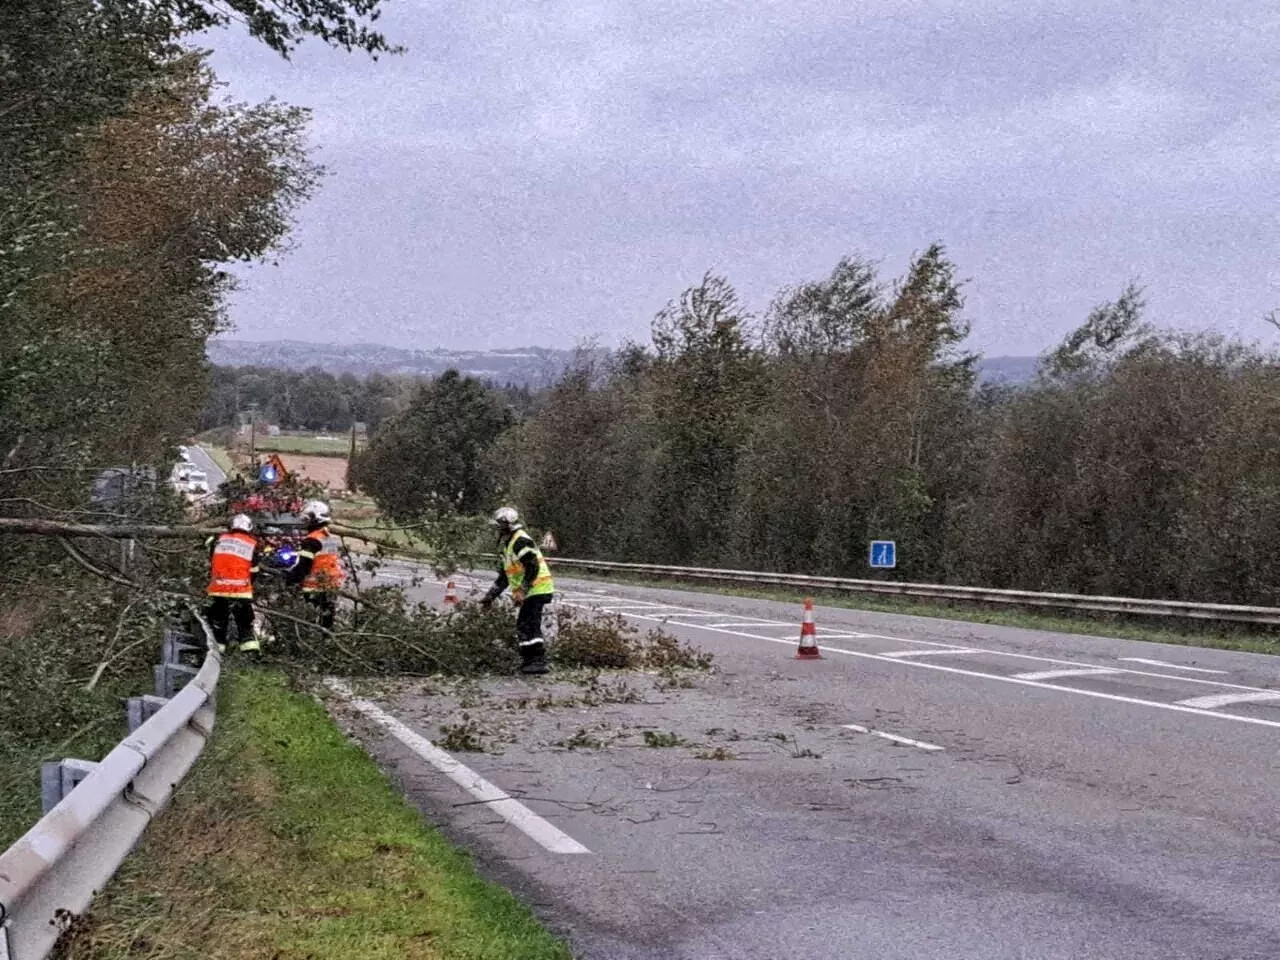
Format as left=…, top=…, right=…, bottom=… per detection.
left=481, top=506, right=553, bottom=675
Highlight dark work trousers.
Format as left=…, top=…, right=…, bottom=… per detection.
left=304, top=591, right=336, bottom=630
left=207, top=596, right=255, bottom=648
left=516, top=594, right=552, bottom=648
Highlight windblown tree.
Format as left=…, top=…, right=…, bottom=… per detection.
left=350, top=371, right=512, bottom=522
left=648, top=273, right=763, bottom=564
left=0, top=0, right=394, bottom=838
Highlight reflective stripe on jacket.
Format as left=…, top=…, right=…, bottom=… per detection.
left=503, top=529, right=553, bottom=598
left=302, top=533, right=345, bottom=593
left=208, top=531, right=257, bottom=599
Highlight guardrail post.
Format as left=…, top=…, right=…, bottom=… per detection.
left=40, top=758, right=99, bottom=815
left=126, top=694, right=170, bottom=733
left=162, top=628, right=202, bottom=666
left=154, top=662, right=199, bottom=698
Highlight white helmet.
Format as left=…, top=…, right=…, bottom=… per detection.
left=301, top=499, right=331, bottom=525
left=491, top=506, right=521, bottom=528
left=229, top=513, right=254, bottom=533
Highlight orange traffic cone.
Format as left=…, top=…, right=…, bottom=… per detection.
left=443, top=580, right=459, bottom=605
left=795, top=598, right=823, bottom=659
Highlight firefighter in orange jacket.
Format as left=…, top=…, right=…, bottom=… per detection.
left=206, top=514, right=263, bottom=653
left=286, top=499, right=344, bottom=629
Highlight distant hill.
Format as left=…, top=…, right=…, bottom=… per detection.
left=976, top=355, right=1040, bottom=384
left=206, top=339, right=578, bottom=386
left=208, top=339, right=1039, bottom=387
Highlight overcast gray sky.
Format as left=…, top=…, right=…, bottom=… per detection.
left=210, top=0, right=1279, bottom=356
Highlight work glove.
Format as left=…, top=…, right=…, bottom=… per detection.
left=512, top=588, right=524, bottom=605
left=480, top=586, right=500, bottom=608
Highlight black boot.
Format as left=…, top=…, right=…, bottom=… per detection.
left=519, top=640, right=549, bottom=675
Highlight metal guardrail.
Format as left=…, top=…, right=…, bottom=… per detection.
left=0, top=616, right=222, bottom=960
left=544, top=557, right=1280, bottom=626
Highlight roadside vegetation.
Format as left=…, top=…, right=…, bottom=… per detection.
left=58, top=670, right=574, bottom=960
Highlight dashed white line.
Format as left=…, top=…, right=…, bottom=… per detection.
left=1119, top=658, right=1228, bottom=675
left=1173, top=691, right=1280, bottom=710
left=324, top=679, right=591, bottom=855
left=1013, top=668, right=1122, bottom=682
left=880, top=648, right=979, bottom=659
left=842, top=724, right=944, bottom=751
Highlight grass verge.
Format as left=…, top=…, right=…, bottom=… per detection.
left=0, top=680, right=136, bottom=850
left=60, top=669, right=572, bottom=960
left=563, top=571, right=1280, bottom=657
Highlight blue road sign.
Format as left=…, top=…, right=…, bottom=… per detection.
left=869, top=540, right=896, bottom=569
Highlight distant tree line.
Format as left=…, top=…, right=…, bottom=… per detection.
left=346, top=245, right=1280, bottom=607
left=199, top=365, right=536, bottom=434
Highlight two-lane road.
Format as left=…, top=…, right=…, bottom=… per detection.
left=329, top=567, right=1280, bottom=959
left=187, top=444, right=227, bottom=488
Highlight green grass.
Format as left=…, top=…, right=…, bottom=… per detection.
left=0, top=679, right=139, bottom=850
left=62, top=669, right=572, bottom=960
left=252, top=434, right=355, bottom=456
left=567, top=571, right=1280, bottom=657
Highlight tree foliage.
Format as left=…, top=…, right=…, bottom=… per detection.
left=350, top=371, right=513, bottom=522
left=500, top=251, right=1280, bottom=608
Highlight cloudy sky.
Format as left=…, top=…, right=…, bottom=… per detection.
left=209, top=0, right=1279, bottom=356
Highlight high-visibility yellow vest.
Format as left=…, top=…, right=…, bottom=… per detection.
left=503, top=528, right=553, bottom=598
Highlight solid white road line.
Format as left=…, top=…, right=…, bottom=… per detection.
left=1174, top=691, right=1280, bottom=710
left=558, top=602, right=1280, bottom=731
left=880, top=648, right=979, bottom=658
left=324, top=679, right=591, bottom=855
left=1013, top=668, right=1122, bottom=681
left=1119, top=658, right=1228, bottom=675
left=842, top=724, right=945, bottom=751
left=699, top=621, right=792, bottom=628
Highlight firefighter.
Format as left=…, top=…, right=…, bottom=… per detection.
left=206, top=513, right=263, bottom=653
left=481, top=506, right=553, bottom=675
left=286, top=499, right=344, bottom=629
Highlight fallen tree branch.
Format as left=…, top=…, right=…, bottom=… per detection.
left=58, top=538, right=138, bottom=587
left=1, top=518, right=216, bottom=538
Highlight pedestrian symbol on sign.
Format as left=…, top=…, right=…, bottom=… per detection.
left=869, top=540, right=896, bottom=569
left=540, top=531, right=557, bottom=551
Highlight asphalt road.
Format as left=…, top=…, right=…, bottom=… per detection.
left=187, top=444, right=227, bottom=488
left=327, top=565, right=1280, bottom=959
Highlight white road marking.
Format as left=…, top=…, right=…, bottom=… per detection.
left=644, top=611, right=736, bottom=618
left=842, top=724, right=945, bottom=751
left=557, top=601, right=1280, bottom=731
left=1119, top=658, right=1228, bottom=675
left=1173, top=691, right=1280, bottom=710
left=555, top=590, right=1277, bottom=694
left=880, top=648, right=979, bottom=658
left=1013, top=668, right=1122, bottom=681
left=324, top=679, right=591, bottom=855
left=699, top=621, right=792, bottom=628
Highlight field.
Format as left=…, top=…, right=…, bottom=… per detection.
left=253, top=434, right=354, bottom=456
left=277, top=453, right=350, bottom=491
